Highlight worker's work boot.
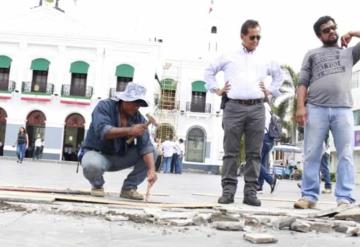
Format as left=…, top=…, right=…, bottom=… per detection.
left=120, top=188, right=144, bottom=200
left=293, top=198, right=316, bottom=209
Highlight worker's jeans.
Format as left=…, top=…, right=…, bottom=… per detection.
left=81, top=147, right=149, bottom=190
left=301, top=104, right=355, bottom=203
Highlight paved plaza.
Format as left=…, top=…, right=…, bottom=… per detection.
left=0, top=157, right=360, bottom=246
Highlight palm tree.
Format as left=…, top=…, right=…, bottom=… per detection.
left=272, top=65, right=299, bottom=144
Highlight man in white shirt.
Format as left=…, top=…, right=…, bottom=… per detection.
left=161, top=136, right=175, bottom=173
left=204, top=19, right=283, bottom=206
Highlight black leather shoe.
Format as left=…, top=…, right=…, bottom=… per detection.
left=218, top=194, right=234, bottom=204
left=243, top=196, right=261, bottom=206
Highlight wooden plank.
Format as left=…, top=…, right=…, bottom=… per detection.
left=0, top=191, right=55, bottom=203
left=0, top=190, right=216, bottom=209
left=0, top=186, right=169, bottom=197
left=0, top=185, right=90, bottom=195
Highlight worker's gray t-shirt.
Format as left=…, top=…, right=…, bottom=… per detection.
left=299, top=42, right=360, bottom=108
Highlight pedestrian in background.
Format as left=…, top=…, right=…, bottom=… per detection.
left=33, top=134, right=42, bottom=160
left=15, top=127, right=28, bottom=164
left=175, top=138, right=185, bottom=174
left=257, top=102, right=277, bottom=193
left=161, top=136, right=175, bottom=173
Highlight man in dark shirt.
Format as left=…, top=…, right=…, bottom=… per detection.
left=295, top=16, right=360, bottom=209
left=81, top=82, right=157, bottom=200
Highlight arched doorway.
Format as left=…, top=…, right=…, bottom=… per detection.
left=186, top=127, right=206, bottom=162
left=63, top=113, right=85, bottom=161
left=0, top=107, right=7, bottom=156
left=155, top=123, right=175, bottom=142
left=26, top=110, right=46, bottom=158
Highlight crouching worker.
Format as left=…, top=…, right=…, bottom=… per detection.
left=80, top=82, right=157, bottom=199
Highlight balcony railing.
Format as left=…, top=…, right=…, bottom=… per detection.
left=0, top=80, right=16, bottom=93
left=61, top=84, right=93, bottom=99
left=185, top=101, right=211, bottom=113
left=21, top=81, right=54, bottom=95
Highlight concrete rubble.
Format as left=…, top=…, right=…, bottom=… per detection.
left=1, top=199, right=360, bottom=242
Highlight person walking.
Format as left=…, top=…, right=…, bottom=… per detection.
left=204, top=19, right=283, bottom=206
left=258, top=102, right=277, bottom=193
left=154, top=138, right=163, bottom=172
left=33, top=135, right=42, bottom=160
left=294, top=16, right=360, bottom=209
left=15, top=127, right=28, bottom=164
left=175, top=138, right=185, bottom=174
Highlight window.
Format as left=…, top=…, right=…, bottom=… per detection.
left=354, top=110, right=360, bottom=126
left=115, top=64, right=134, bottom=91
left=160, top=90, right=176, bottom=110
left=160, top=78, right=177, bottom=110
left=31, top=70, right=48, bottom=93
left=211, top=26, right=217, bottom=34
left=70, top=73, right=87, bottom=96
left=191, top=92, right=206, bottom=112
left=186, top=127, right=206, bottom=162
left=0, top=68, right=9, bottom=91
left=116, top=76, right=132, bottom=92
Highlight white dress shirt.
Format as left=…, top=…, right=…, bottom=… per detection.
left=204, top=47, right=283, bottom=99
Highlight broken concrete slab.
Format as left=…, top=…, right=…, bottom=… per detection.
left=308, top=221, right=333, bottom=233
left=209, top=211, right=240, bottom=222
left=346, top=226, right=360, bottom=237
left=213, top=221, right=245, bottom=231
left=272, top=216, right=297, bottom=230
left=243, top=233, right=278, bottom=244
left=333, top=220, right=359, bottom=233
left=167, top=218, right=194, bottom=227
left=334, top=206, right=360, bottom=222
left=105, top=214, right=129, bottom=221
left=290, top=220, right=311, bottom=233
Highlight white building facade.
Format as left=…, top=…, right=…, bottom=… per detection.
left=0, top=4, right=160, bottom=161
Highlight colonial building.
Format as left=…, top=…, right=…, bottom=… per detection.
left=0, top=1, right=224, bottom=173
left=0, top=2, right=161, bottom=161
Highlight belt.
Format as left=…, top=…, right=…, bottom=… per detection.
left=229, top=98, right=263, bottom=105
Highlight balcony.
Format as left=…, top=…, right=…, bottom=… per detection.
left=0, top=80, right=16, bottom=99
left=20, top=81, right=54, bottom=102
left=21, top=81, right=54, bottom=95
left=61, top=84, right=93, bottom=99
left=60, top=84, right=93, bottom=106
left=185, top=101, right=211, bottom=113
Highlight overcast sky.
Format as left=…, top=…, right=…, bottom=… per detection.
left=1, top=0, right=360, bottom=71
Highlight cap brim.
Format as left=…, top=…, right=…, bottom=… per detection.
left=133, top=99, right=148, bottom=107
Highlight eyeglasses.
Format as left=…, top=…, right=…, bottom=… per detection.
left=321, top=25, right=337, bottom=34
left=249, top=35, right=261, bottom=41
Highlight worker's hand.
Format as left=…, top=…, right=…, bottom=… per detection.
left=129, top=124, right=147, bottom=137
left=147, top=169, right=157, bottom=186
left=295, top=105, right=307, bottom=127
